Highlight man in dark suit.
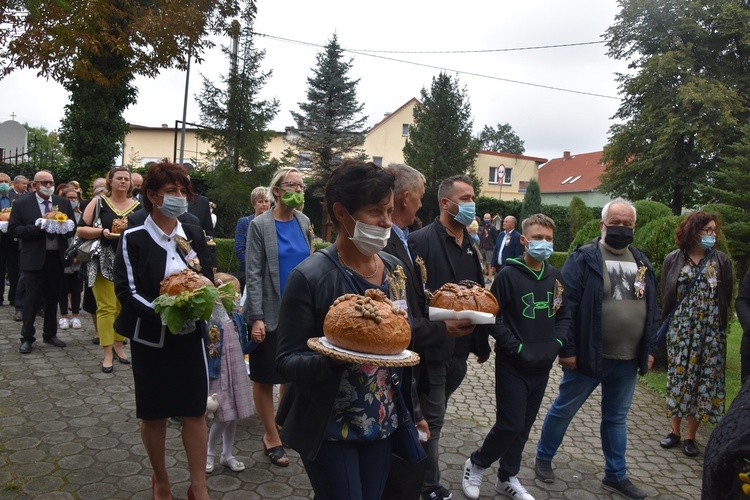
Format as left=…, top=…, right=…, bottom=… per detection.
left=382, top=164, right=474, bottom=499
left=9, top=170, right=76, bottom=353
left=491, top=215, right=524, bottom=274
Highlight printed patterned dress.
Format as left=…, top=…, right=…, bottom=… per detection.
left=207, top=304, right=254, bottom=422
left=666, top=256, right=725, bottom=424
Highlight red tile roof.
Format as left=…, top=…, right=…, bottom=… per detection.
left=538, top=150, right=605, bottom=193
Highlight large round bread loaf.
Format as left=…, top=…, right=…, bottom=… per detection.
left=159, top=268, right=212, bottom=296
left=323, top=289, right=410, bottom=355
left=429, top=282, right=499, bottom=315
left=111, top=217, right=128, bottom=234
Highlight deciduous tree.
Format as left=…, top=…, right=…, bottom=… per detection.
left=600, top=0, right=750, bottom=214
left=403, top=72, right=480, bottom=222
left=477, top=123, right=525, bottom=154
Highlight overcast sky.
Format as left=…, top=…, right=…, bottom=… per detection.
left=0, top=0, right=630, bottom=162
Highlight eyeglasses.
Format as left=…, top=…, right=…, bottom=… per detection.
left=280, top=181, right=305, bottom=190
left=700, top=227, right=717, bottom=235
left=36, top=180, right=54, bottom=186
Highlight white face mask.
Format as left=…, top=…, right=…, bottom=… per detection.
left=345, top=213, right=391, bottom=256
left=38, top=185, right=55, bottom=197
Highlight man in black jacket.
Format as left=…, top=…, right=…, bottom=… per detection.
left=408, top=175, right=490, bottom=500
left=382, top=164, right=475, bottom=499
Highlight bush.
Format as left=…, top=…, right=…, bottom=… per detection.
left=632, top=215, right=683, bottom=281
left=633, top=200, right=672, bottom=229
left=568, top=196, right=593, bottom=241
left=569, top=219, right=601, bottom=251
left=548, top=251, right=569, bottom=271
left=541, top=204, right=571, bottom=251
left=215, top=238, right=240, bottom=273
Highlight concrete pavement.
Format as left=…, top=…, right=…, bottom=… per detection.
left=0, top=307, right=707, bottom=499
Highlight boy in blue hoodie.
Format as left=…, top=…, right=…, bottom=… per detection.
left=461, top=214, right=572, bottom=500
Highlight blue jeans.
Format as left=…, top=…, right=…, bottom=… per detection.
left=536, top=358, right=638, bottom=481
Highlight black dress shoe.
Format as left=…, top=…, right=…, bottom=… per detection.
left=19, top=341, right=32, bottom=354
left=101, top=364, right=113, bottom=373
left=113, top=351, right=131, bottom=364
left=92, top=337, right=100, bottom=345
left=683, top=439, right=699, bottom=457
left=43, top=336, right=66, bottom=348
left=13, top=310, right=22, bottom=321
left=659, top=432, right=681, bottom=449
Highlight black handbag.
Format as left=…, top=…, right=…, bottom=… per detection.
left=389, top=371, right=427, bottom=464
left=65, top=197, right=101, bottom=262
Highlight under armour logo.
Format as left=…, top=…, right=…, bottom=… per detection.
left=521, top=292, right=554, bottom=319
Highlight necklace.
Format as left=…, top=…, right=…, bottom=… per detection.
left=444, top=225, right=463, bottom=243
left=339, top=252, right=380, bottom=279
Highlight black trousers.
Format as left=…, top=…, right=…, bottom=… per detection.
left=20, top=251, right=64, bottom=343
left=742, top=353, right=750, bottom=385
left=471, top=358, right=550, bottom=480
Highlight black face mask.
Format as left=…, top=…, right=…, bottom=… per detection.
left=604, top=225, right=634, bottom=250
left=132, top=188, right=141, bottom=197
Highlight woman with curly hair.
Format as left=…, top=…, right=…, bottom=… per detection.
left=658, top=211, right=733, bottom=457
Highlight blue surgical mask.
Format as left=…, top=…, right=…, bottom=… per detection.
left=447, top=199, right=476, bottom=226
left=700, top=235, right=716, bottom=250
left=69, top=200, right=79, bottom=210
left=0, top=183, right=9, bottom=194
left=527, top=240, right=554, bottom=261
left=157, top=194, right=189, bottom=218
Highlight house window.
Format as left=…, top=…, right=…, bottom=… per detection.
left=402, top=124, right=409, bottom=137
left=372, top=156, right=383, bottom=166
left=503, top=168, right=513, bottom=185
left=488, top=166, right=499, bottom=184
left=299, top=153, right=311, bottom=170
left=518, top=180, right=528, bottom=192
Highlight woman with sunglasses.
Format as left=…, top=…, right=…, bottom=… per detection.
left=244, top=167, right=312, bottom=467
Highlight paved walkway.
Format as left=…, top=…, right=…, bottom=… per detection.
left=0, top=307, right=707, bottom=499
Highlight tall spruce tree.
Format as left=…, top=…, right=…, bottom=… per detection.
left=403, top=72, right=480, bottom=222
left=703, top=121, right=750, bottom=276
left=197, top=20, right=278, bottom=174
left=288, top=33, right=367, bottom=182
left=600, top=0, right=750, bottom=214
left=197, top=19, right=279, bottom=237
left=519, top=179, right=542, bottom=223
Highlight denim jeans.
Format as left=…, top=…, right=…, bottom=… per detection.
left=536, top=358, right=638, bottom=481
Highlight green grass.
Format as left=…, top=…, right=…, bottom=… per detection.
left=640, top=320, right=743, bottom=413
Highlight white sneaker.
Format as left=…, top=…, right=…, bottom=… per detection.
left=462, top=458, right=486, bottom=499
left=71, top=318, right=82, bottom=329
left=495, top=476, right=535, bottom=500
left=58, top=318, right=69, bottom=330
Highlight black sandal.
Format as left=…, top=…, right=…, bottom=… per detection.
left=263, top=441, right=290, bottom=467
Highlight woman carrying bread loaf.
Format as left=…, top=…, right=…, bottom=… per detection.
left=77, top=167, right=139, bottom=373
left=276, top=160, right=416, bottom=500
left=113, top=162, right=213, bottom=500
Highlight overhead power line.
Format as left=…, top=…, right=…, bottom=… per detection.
left=347, top=40, right=606, bottom=55
left=255, top=32, right=620, bottom=100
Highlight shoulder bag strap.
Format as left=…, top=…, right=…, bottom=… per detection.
left=659, top=249, right=715, bottom=341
